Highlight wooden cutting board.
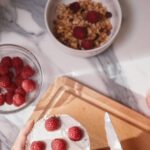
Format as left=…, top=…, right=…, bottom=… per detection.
left=30, top=76, right=150, bottom=150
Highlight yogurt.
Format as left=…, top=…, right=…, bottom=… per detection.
left=26, top=114, right=90, bottom=150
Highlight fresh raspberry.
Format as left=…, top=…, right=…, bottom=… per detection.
left=1, top=56, right=12, bottom=68
left=22, top=79, right=36, bottom=92
left=21, top=65, right=35, bottom=79
left=73, top=26, right=87, bottom=40
left=68, top=126, right=83, bottom=141
left=15, top=67, right=23, bottom=76
left=7, top=71, right=14, bottom=80
left=31, top=141, right=46, bottom=150
left=6, top=82, right=17, bottom=92
left=0, top=76, right=11, bottom=88
left=45, top=116, right=61, bottom=131
left=13, top=93, right=26, bottom=106
left=0, top=64, right=9, bottom=75
left=15, top=87, right=26, bottom=96
left=12, top=57, right=24, bottom=68
left=81, top=39, right=94, bottom=50
left=105, top=11, right=112, bottom=18
left=86, top=11, right=101, bottom=23
left=69, top=2, right=80, bottom=13
left=0, top=94, right=5, bottom=106
left=51, top=139, right=67, bottom=150
left=5, top=91, right=14, bottom=105
left=16, top=75, right=23, bottom=86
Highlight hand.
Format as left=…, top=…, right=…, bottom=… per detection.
left=12, top=120, right=34, bottom=150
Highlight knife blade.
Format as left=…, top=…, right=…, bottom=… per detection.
left=104, top=113, right=123, bottom=150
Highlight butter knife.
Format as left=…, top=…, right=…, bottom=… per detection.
left=105, top=113, right=123, bottom=150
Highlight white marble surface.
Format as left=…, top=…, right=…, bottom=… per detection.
left=0, top=0, right=150, bottom=149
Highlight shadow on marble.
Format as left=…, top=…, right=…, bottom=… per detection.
left=115, top=0, right=133, bottom=46
left=114, top=0, right=150, bottom=60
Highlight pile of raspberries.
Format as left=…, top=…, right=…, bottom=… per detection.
left=0, top=56, right=36, bottom=107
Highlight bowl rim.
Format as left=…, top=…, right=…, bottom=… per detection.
left=0, top=44, right=43, bottom=114
left=44, top=0, right=122, bottom=54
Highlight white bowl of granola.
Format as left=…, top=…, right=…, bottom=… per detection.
left=45, top=0, right=122, bottom=57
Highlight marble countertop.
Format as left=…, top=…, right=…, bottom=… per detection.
left=1, top=0, right=150, bottom=149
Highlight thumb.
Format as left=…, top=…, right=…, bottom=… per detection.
left=20, top=120, right=34, bottom=136
left=12, top=120, right=34, bottom=150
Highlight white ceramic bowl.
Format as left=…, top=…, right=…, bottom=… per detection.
left=45, top=0, right=122, bottom=57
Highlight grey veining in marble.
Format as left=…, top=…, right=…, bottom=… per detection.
left=0, top=117, right=19, bottom=149
left=92, top=47, right=139, bottom=111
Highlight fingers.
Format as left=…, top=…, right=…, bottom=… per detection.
left=21, top=120, right=34, bottom=136
left=12, top=120, right=34, bottom=150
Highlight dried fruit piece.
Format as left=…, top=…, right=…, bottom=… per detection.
left=86, top=11, right=101, bottom=23
left=31, top=141, right=46, bottom=150
left=73, top=26, right=87, bottom=40
left=81, top=39, right=94, bottom=50
left=21, top=65, right=35, bottom=79
left=1, top=56, right=12, bottom=68
left=51, top=139, right=67, bottom=150
left=69, top=2, right=80, bottom=13
left=0, top=94, right=5, bottom=106
left=105, top=11, right=112, bottom=18
left=45, top=116, right=61, bottom=131
left=12, top=57, right=24, bottom=68
left=0, top=76, right=11, bottom=88
left=5, top=91, right=14, bottom=105
left=13, top=93, right=25, bottom=106
left=22, top=79, right=36, bottom=92
left=68, top=126, right=83, bottom=141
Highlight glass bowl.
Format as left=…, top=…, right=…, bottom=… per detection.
left=0, top=44, right=43, bottom=114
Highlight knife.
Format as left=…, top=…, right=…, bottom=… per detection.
left=104, top=113, right=123, bottom=150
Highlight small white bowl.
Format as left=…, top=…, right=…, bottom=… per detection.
left=45, top=0, right=122, bottom=57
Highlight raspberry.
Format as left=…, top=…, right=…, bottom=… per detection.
left=12, top=57, right=24, bottom=68
left=22, top=79, right=36, bottom=92
left=81, top=39, right=94, bottom=50
left=5, top=91, right=14, bottom=105
left=68, top=126, right=83, bottom=141
left=105, top=11, right=112, bottom=18
left=0, top=94, right=5, bottom=106
left=21, top=65, right=35, bottom=79
left=0, top=64, right=9, bottom=75
left=31, top=141, right=46, bottom=150
left=45, top=116, right=61, bottom=131
left=0, top=76, right=11, bottom=88
left=13, top=93, right=26, bottom=106
left=15, top=67, right=23, bottom=76
left=86, top=11, right=101, bottom=23
left=16, top=75, right=23, bottom=86
left=7, top=71, right=14, bottom=80
left=69, top=2, right=80, bottom=13
left=6, top=82, right=17, bottom=92
left=51, top=139, right=67, bottom=150
left=15, top=87, right=26, bottom=96
left=1, top=56, right=12, bottom=68
left=73, top=26, right=87, bottom=40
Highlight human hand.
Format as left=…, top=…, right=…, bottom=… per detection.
left=12, top=120, right=34, bottom=150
